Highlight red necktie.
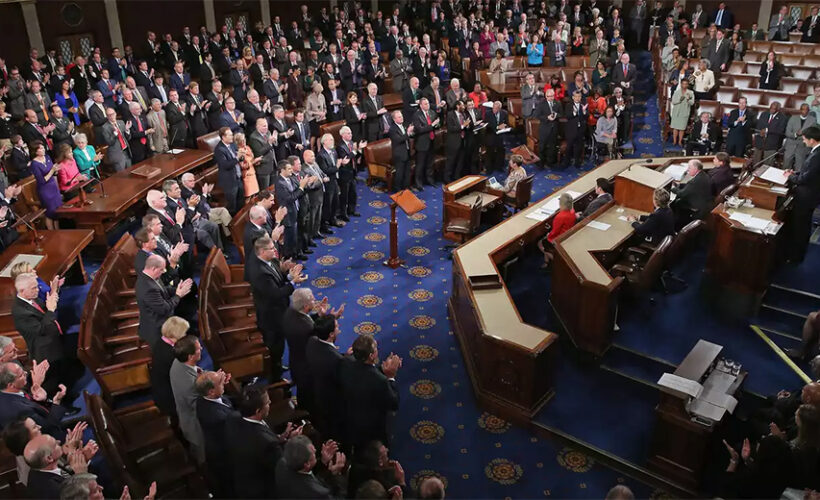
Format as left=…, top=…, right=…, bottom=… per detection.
left=35, top=125, right=53, bottom=150
left=163, top=210, right=175, bottom=225
left=115, top=125, right=127, bottom=149
left=137, top=118, right=146, bottom=144
left=31, top=301, right=63, bottom=335
left=623, top=64, right=628, bottom=76
left=426, top=113, right=434, bottom=139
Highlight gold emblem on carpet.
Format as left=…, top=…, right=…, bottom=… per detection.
left=410, top=380, right=442, bottom=399
left=410, top=420, right=445, bottom=444
left=484, top=458, right=523, bottom=485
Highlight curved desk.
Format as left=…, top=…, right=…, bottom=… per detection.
left=449, top=156, right=745, bottom=423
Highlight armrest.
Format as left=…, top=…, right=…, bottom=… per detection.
left=110, top=309, right=139, bottom=320
left=484, top=187, right=505, bottom=197
left=116, top=289, right=136, bottom=298
left=610, top=264, right=634, bottom=277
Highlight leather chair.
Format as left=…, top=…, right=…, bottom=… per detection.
left=196, top=131, right=221, bottom=152
left=713, top=182, right=738, bottom=207
left=228, top=201, right=253, bottom=262
left=526, top=118, right=541, bottom=155
left=610, top=235, right=672, bottom=294
left=508, top=174, right=534, bottom=212
left=363, top=138, right=394, bottom=190
left=507, top=98, right=524, bottom=130
left=444, top=194, right=483, bottom=249
left=318, top=119, right=345, bottom=145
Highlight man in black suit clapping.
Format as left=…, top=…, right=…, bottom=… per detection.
left=213, top=127, right=245, bottom=215
left=306, top=315, right=347, bottom=440
left=389, top=111, right=414, bottom=192
left=196, top=369, right=239, bottom=498
left=411, top=98, right=439, bottom=188
left=784, top=126, right=820, bottom=263
left=135, top=255, right=193, bottom=347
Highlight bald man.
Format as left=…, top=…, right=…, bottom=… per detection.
left=25, top=434, right=88, bottom=498
left=135, top=254, right=193, bottom=346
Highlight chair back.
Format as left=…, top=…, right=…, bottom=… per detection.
left=514, top=174, right=535, bottom=210
left=468, top=195, right=483, bottom=233
left=669, top=219, right=704, bottom=265
left=196, top=131, right=221, bottom=152
left=714, top=182, right=738, bottom=207
left=637, top=235, right=672, bottom=291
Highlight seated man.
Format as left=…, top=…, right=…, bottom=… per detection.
left=672, top=159, right=713, bottom=223
left=579, top=178, right=614, bottom=219
left=627, top=188, right=675, bottom=244
left=686, top=112, right=720, bottom=156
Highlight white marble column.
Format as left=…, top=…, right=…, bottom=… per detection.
left=20, top=0, right=44, bottom=54
left=260, top=0, right=271, bottom=26
left=204, top=0, right=216, bottom=32
left=758, top=0, right=773, bottom=30
left=371, top=0, right=378, bottom=14
left=103, top=0, right=124, bottom=49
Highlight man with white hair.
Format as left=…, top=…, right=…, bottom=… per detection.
left=135, top=254, right=193, bottom=346
left=248, top=118, right=278, bottom=191
left=0, top=336, right=17, bottom=363
left=24, top=434, right=89, bottom=498
left=389, top=110, right=414, bottom=191
left=362, top=83, right=387, bottom=142
left=317, top=133, right=342, bottom=232
left=179, top=173, right=232, bottom=237
left=445, top=79, right=466, bottom=108
left=146, top=188, right=186, bottom=247
left=163, top=179, right=222, bottom=251
left=101, top=107, right=131, bottom=171
left=126, top=101, right=153, bottom=163
left=301, top=149, right=327, bottom=240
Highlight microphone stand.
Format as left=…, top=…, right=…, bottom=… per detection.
left=9, top=206, right=44, bottom=253
left=169, top=127, right=178, bottom=159
left=740, top=147, right=784, bottom=183
left=92, top=165, right=108, bottom=198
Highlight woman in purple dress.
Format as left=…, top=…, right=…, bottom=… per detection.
left=30, top=141, right=62, bottom=229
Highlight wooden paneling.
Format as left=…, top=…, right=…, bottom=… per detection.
left=37, top=1, right=110, bottom=57
left=0, top=3, right=32, bottom=67
left=117, top=0, right=206, bottom=48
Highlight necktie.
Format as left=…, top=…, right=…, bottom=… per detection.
left=769, top=114, right=774, bottom=124
left=35, top=125, right=53, bottom=150
left=716, top=10, right=723, bottom=25
left=31, top=301, right=63, bottom=334
left=137, top=118, right=146, bottom=144
left=426, top=112, right=434, bottom=139
left=623, top=64, right=628, bottom=76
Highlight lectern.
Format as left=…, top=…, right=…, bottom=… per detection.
left=385, top=190, right=426, bottom=269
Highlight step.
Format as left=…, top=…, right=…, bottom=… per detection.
left=762, top=284, right=820, bottom=318
left=754, top=305, right=805, bottom=340
left=601, top=344, right=676, bottom=388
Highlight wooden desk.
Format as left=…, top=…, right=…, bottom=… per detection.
left=56, top=150, right=214, bottom=248
left=0, top=229, right=94, bottom=332
left=551, top=203, right=646, bottom=356
left=485, top=82, right=522, bottom=100
left=649, top=340, right=746, bottom=490
left=737, top=175, right=787, bottom=210
left=442, top=176, right=503, bottom=242
left=614, top=165, right=673, bottom=213
left=706, top=203, right=781, bottom=296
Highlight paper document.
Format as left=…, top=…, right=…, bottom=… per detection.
left=702, top=370, right=737, bottom=394
left=541, top=198, right=561, bottom=213
left=496, top=127, right=511, bottom=134
left=618, top=216, right=629, bottom=222
left=771, top=186, right=789, bottom=194
left=566, top=190, right=583, bottom=199
left=700, top=389, right=738, bottom=413
left=729, top=212, right=770, bottom=231
left=664, top=164, right=688, bottom=182
left=587, top=221, right=611, bottom=231
left=169, top=148, right=185, bottom=154
left=526, top=211, right=550, bottom=222
left=689, top=398, right=726, bottom=421
left=758, top=166, right=789, bottom=185
left=658, top=373, right=703, bottom=398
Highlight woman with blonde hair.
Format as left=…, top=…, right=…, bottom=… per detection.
left=305, top=82, right=327, bottom=143
left=234, top=132, right=260, bottom=201
left=9, top=262, right=62, bottom=302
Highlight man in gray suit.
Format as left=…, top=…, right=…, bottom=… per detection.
left=248, top=118, right=278, bottom=190
left=101, top=107, right=132, bottom=171
left=169, top=335, right=206, bottom=465
left=146, top=99, right=169, bottom=154
left=301, top=149, right=326, bottom=240
left=520, top=73, right=542, bottom=119
left=768, top=5, right=793, bottom=41
left=389, top=49, right=411, bottom=93
left=579, top=178, right=614, bottom=219
left=784, top=104, right=817, bottom=171
left=706, top=29, right=731, bottom=74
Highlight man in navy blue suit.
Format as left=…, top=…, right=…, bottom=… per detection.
left=0, top=361, right=69, bottom=440
left=274, top=160, right=313, bottom=260
left=169, top=61, right=191, bottom=93
left=213, top=127, right=245, bottom=215
left=196, top=369, right=239, bottom=498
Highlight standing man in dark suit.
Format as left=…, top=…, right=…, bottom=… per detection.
left=768, top=5, right=793, bottom=41
left=802, top=6, right=820, bottom=43
left=165, top=89, right=190, bottom=149
left=564, top=91, right=588, bottom=168
left=444, top=100, right=469, bottom=184
left=706, top=30, right=731, bottom=75
left=0, top=361, right=70, bottom=438
left=485, top=101, right=509, bottom=173
left=213, top=127, right=245, bottom=215
left=402, top=77, right=421, bottom=122
left=243, top=205, right=275, bottom=265
left=672, top=159, right=713, bottom=222
left=282, top=288, right=323, bottom=413
left=339, top=334, right=401, bottom=448
left=412, top=98, right=439, bottom=188
left=389, top=111, right=413, bottom=192
left=336, top=126, right=362, bottom=218
left=126, top=101, right=153, bottom=163
left=757, top=102, right=788, bottom=160
left=135, top=255, right=193, bottom=346
left=226, top=385, right=292, bottom=499
left=547, top=33, right=567, bottom=67
left=247, top=236, right=306, bottom=381
left=710, top=2, right=734, bottom=30
left=362, top=83, right=388, bottom=142
left=274, top=161, right=312, bottom=260
left=306, top=315, right=347, bottom=440
left=196, top=369, right=239, bottom=498
left=248, top=118, right=278, bottom=191
left=612, top=53, right=637, bottom=96
left=726, top=98, right=756, bottom=157
left=12, top=273, right=80, bottom=397
left=784, top=126, right=820, bottom=263
left=463, top=100, right=485, bottom=176
left=317, top=134, right=342, bottom=232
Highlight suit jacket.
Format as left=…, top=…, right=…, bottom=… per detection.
left=402, top=86, right=420, bottom=121
left=247, top=254, right=293, bottom=338
left=165, top=101, right=190, bottom=146
left=12, top=296, right=63, bottom=363
left=149, top=339, right=178, bottom=416
left=226, top=417, right=282, bottom=498
left=757, top=111, right=788, bottom=151
left=632, top=207, right=675, bottom=243
left=361, top=94, right=385, bottom=139
left=243, top=221, right=269, bottom=264
left=339, top=359, right=399, bottom=445
left=388, top=122, right=411, bottom=163
left=305, top=336, right=345, bottom=425
left=275, top=459, right=337, bottom=499
left=687, top=120, right=721, bottom=145
left=242, top=102, right=267, bottom=134
left=8, top=147, right=32, bottom=179
left=787, top=146, right=820, bottom=206
left=336, top=140, right=359, bottom=181
left=710, top=8, right=735, bottom=29
left=727, top=108, right=757, bottom=145
left=146, top=109, right=169, bottom=153
left=546, top=41, right=567, bottom=66
left=0, top=391, right=66, bottom=440
left=535, top=100, right=562, bottom=138
left=196, top=396, right=239, bottom=468
left=135, top=272, right=180, bottom=346
left=612, top=62, right=637, bottom=90
left=708, top=165, right=736, bottom=195
left=148, top=206, right=183, bottom=245
left=214, top=141, right=241, bottom=194
left=170, top=359, right=205, bottom=463
left=581, top=192, right=613, bottom=218
left=768, top=13, right=793, bottom=40
left=289, top=120, right=312, bottom=152
left=248, top=130, right=277, bottom=176
left=520, top=84, right=541, bottom=118
left=564, top=101, right=588, bottom=139
left=274, top=175, right=304, bottom=227
left=706, top=39, right=731, bottom=72
left=674, top=170, right=713, bottom=219
left=282, top=307, right=314, bottom=392
left=26, top=468, right=64, bottom=499
left=485, top=108, right=509, bottom=147
left=445, top=110, right=466, bottom=154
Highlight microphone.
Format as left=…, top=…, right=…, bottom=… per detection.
left=626, top=158, right=653, bottom=171
left=742, top=146, right=785, bottom=182
left=8, top=205, right=44, bottom=251
left=169, top=127, right=178, bottom=158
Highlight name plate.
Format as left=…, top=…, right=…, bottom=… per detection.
left=130, top=166, right=162, bottom=179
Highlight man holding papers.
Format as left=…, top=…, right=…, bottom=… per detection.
left=784, top=126, right=820, bottom=263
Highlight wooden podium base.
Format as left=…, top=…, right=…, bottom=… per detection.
left=384, top=190, right=425, bottom=269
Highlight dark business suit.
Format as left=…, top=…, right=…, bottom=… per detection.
left=26, top=468, right=65, bottom=499
left=726, top=108, right=757, bottom=157
left=686, top=120, right=721, bottom=155
left=246, top=254, right=293, bottom=380
left=282, top=307, right=315, bottom=411
left=8, top=147, right=32, bottom=179
left=0, top=391, right=66, bottom=440
left=486, top=108, right=509, bottom=172
left=581, top=193, right=613, bottom=218
left=336, top=140, right=358, bottom=216
left=389, top=122, right=412, bottom=191
left=248, top=130, right=277, bottom=190
left=611, top=62, right=637, bottom=95
left=339, top=358, right=400, bottom=447
left=317, top=147, right=340, bottom=226
left=149, top=339, right=177, bottom=417
left=165, top=101, right=190, bottom=148
left=135, top=272, right=180, bottom=346
left=197, top=396, right=239, bottom=497
left=242, top=221, right=269, bottom=265
left=444, top=110, right=466, bottom=183
left=213, top=141, right=244, bottom=214
left=412, top=109, right=437, bottom=186
left=564, top=101, right=588, bottom=167
left=632, top=207, right=675, bottom=243
left=536, top=99, right=562, bottom=168
left=361, top=94, right=386, bottom=142
left=274, top=174, right=305, bottom=258
left=673, top=170, right=713, bottom=221
left=785, top=146, right=820, bottom=262
left=757, top=111, right=788, bottom=154
left=226, top=417, right=283, bottom=498
left=305, top=336, right=346, bottom=439
left=275, top=459, right=338, bottom=498
left=709, top=165, right=736, bottom=196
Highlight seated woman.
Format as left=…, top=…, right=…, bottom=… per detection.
left=498, top=155, right=528, bottom=202
left=468, top=82, right=489, bottom=109
left=627, top=188, right=675, bottom=244
left=72, top=133, right=103, bottom=179
left=537, top=192, right=576, bottom=268
left=54, top=143, right=87, bottom=194
left=595, top=106, right=618, bottom=158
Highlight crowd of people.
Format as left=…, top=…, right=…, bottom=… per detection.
left=0, top=0, right=817, bottom=498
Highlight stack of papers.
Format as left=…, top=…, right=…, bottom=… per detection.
left=758, top=166, right=789, bottom=185
left=664, top=164, right=688, bottom=182
left=587, top=221, right=611, bottom=231
left=728, top=212, right=770, bottom=231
